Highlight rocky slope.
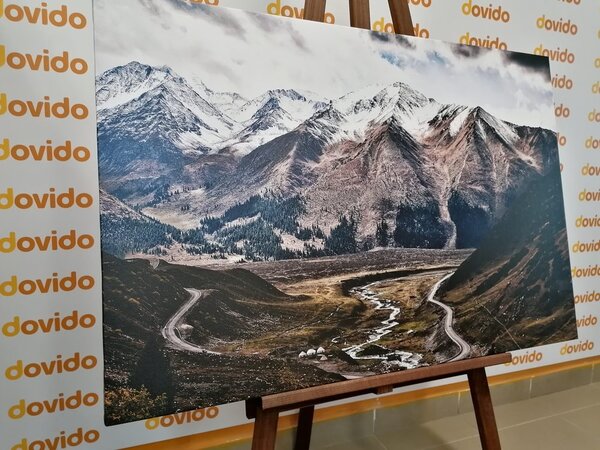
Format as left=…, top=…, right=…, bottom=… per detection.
left=438, top=165, right=577, bottom=352
left=97, top=61, right=560, bottom=255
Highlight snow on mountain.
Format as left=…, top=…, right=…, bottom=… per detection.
left=97, top=64, right=558, bottom=253
left=99, top=189, right=152, bottom=222
left=189, top=77, right=248, bottom=119
left=332, top=82, right=437, bottom=141
left=233, top=89, right=326, bottom=123
left=216, top=89, right=329, bottom=156
left=97, top=63, right=237, bottom=149
left=96, top=62, right=174, bottom=111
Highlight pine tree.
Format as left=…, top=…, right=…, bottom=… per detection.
left=129, top=335, right=175, bottom=407
left=325, top=215, right=358, bottom=255
left=376, top=219, right=389, bottom=247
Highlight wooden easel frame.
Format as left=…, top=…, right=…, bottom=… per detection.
left=303, top=0, right=416, bottom=36
left=247, top=1, right=509, bottom=449
left=247, top=354, right=510, bottom=450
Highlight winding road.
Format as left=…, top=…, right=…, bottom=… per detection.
left=161, top=288, right=221, bottom=355
left=426, top=272, right=471, bottom=362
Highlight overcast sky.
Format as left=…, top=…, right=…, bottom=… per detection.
left=94, top=0, right=555, bottom=129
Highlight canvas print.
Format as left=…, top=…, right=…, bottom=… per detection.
left=94, top=1, right=577, bottom=425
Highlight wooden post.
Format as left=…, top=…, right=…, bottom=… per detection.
left=468, top=368, right=502, bottom=450
left=294, top=406, right=315, bottom=450
left=251, top=407, right=280, bottom=450
left=303, top=0, right=326, bottom=22
left=388, top=0, right=416, bottom=36
left=349, top=0, right=371, bottom=30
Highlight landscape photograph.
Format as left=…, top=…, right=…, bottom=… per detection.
left=94, top=1, right=577, bottom=425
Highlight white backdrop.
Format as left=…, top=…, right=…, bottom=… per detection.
left=1, top=0, right=599, bottom=448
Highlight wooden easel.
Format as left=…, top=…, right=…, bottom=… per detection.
left=247, top=1, right=509, bottom=449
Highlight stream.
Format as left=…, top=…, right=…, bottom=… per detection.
left=342, top=279, right=422, bottom=370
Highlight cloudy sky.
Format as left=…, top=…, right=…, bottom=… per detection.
left=94, top=0, right=555, bottom=129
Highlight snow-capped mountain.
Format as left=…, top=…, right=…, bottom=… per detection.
left=96, top=61, right=173, bottom=111
left=97, top=61, right=558, bottom=252
left=189, top=77, right=248, bottom=118
left=218, top=89, right=329, bottom=155
left=234, top=89, right=327, bottom=123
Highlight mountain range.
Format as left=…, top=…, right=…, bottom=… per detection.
left=97, top=61, right=559, bottom=258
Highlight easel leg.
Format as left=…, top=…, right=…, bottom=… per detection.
left=252, top=408, right=279, bottom=450
left=294, top=406, right=315, bottom=450
left=468, top=368, right=502, bottom=450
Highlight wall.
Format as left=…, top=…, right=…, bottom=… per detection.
left=0, top=0, right=598, bottom=449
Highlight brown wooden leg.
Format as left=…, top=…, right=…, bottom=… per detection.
left=294, top=406, right=315, bottom=450
left=303, top=0, right=326, bottom=22
left=349, top=0, right=371, bottom=29
left=388, top=0, right=416, bottom=36
left=251, top=407, right=279, bottom=450
left=468, top=368, right=502, bottom=450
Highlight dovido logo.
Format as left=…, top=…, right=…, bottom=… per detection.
left=0, top=0, right=87, bottom=29
left=504, top=350, right=543, bottom=366
left=8, top=390, right=99, bottom=419
left=145, top=407, right=220, bottom=429
left=11, top=428, right=100, bottom=450
left=571, top=240, right=600, bottom=253
left=0, top=138, right=91, bottom=162
left=5, top=352, right=97, bottom=380
left=409, top=0, right=432, bottom=7
left=536, top=15, right=578, bottom=35
left=552, top=74, right=573, bottom=90
left=0, top=45, right=88, bottom=74
left=461, top=0, right=509, bottom=22
left=0, top=94, right=89, bottom=119
left=577, top=315, right=598, bottom=328
left=2, top=311, right=96, bottom=337
left=459, top=32, right=507, bottom=50
left=0, top=230, right=95, bottom=253
left=0, top=272, right=95, bottom=297
left=560, top=340, right=595, bottom=355
left=578, top=190, right=600, bottom=202
left=572, top=265, right=600, bottom=278
left=373, top=19, right=429, bottom=37
left=267, top=0, right=335, bottom=24
left=575, top=291, right=600, bottom=304
left=582, top=164, right=600, bottom=176
left=585, top=137, right=600, bottom=149
left=554, top=103, right=570, bottom=118
left=534, top=45, right=575, bottom=64
left=575, top=215, right=600, bottom=228
left=0, top=188, right=93, bottom=209
left=589, top=109, right=600, bottom=122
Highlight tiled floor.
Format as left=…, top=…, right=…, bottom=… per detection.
left=326, top=383, right=600, bottom=450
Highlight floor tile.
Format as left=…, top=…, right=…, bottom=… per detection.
left=530, top=366, right=592, bottom=398
left=458, top=378, right=531, bottom=414
left=377, top=414, right=478, bottom=450
left=427, top=437, right=482, bottom=450
left=562, top=405, right=600, bottom=443
left=374, top=396, right=459, bottom=436
left=496, top=417, right=599, bottom=450
left=321, top=435, right=386, bottom=450
left=311, top=411, right=375, bottom=448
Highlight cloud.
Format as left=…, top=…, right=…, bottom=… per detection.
left=451, top=44, right=481, bottom=59
left=502, top=51, right=551, bottom=81
left=370, top=31, right=416, bottom=49
left=94, top=1, right=555, bottom=129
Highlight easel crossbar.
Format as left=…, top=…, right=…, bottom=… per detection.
left=247, top=353, right=510, bottom=416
